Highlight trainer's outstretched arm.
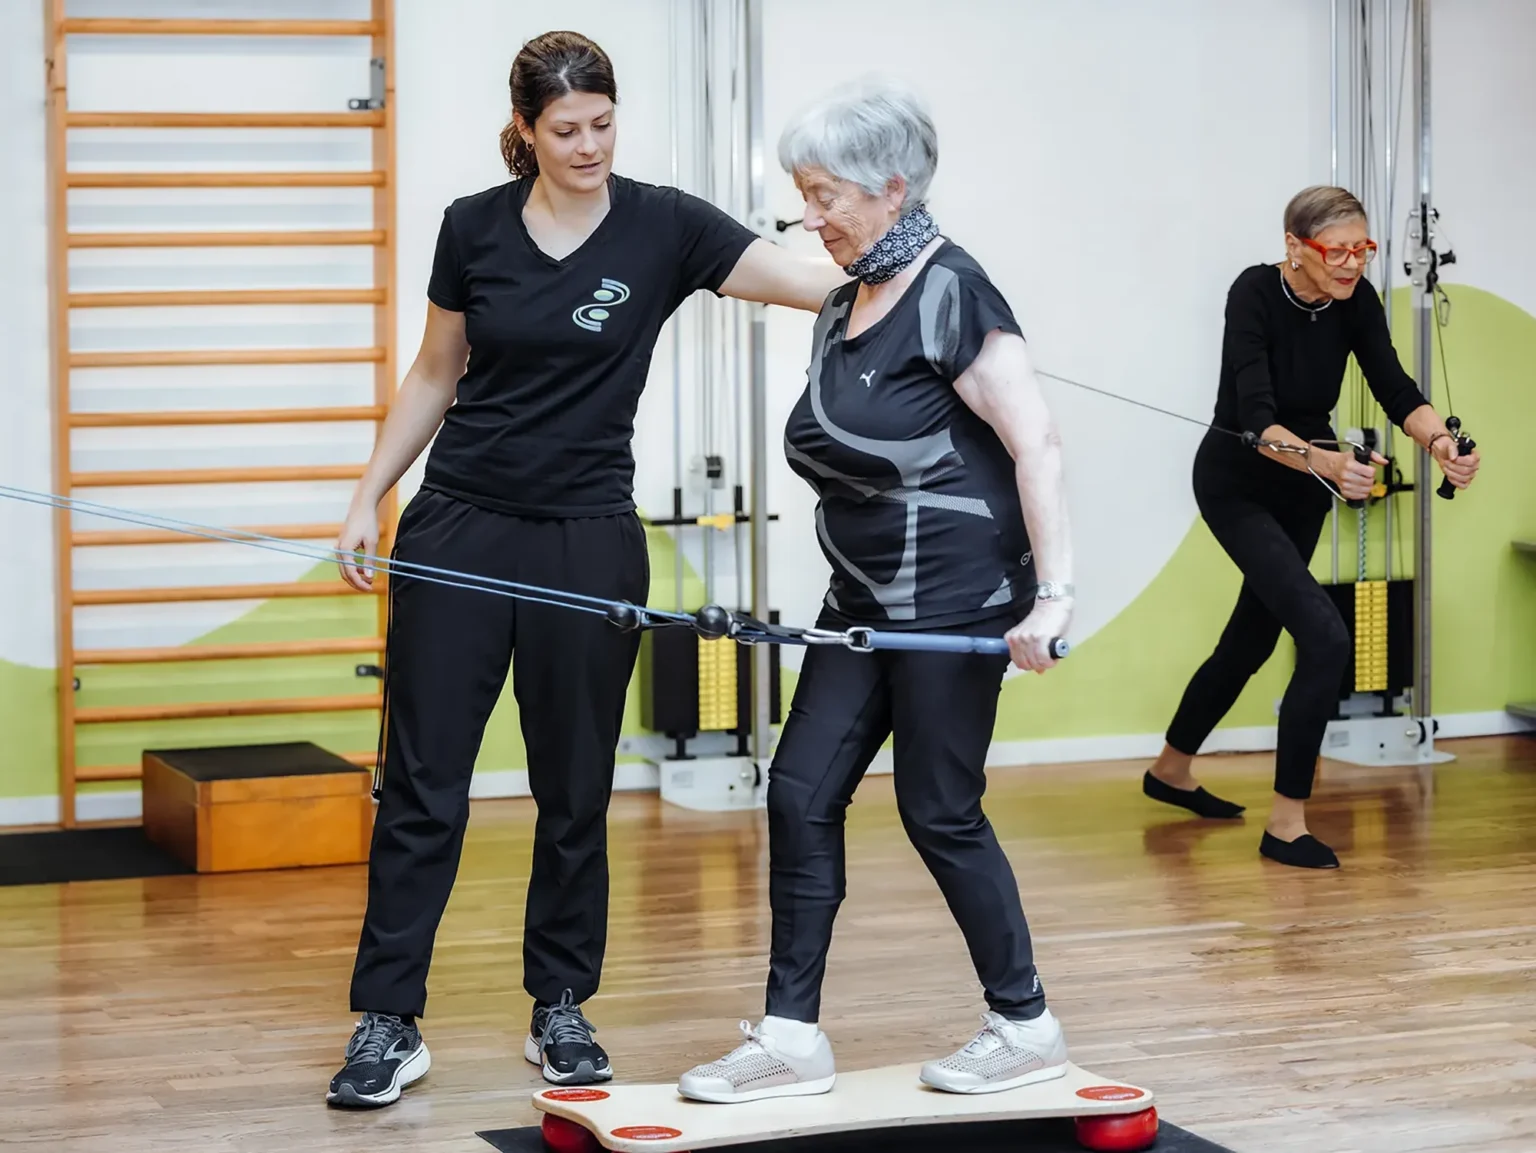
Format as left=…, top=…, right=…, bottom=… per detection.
left=953, top=330, right=1074, bottom=672
left=336, top=302, right=469, bottom=590
left=717, top=237, right=849, bottom=312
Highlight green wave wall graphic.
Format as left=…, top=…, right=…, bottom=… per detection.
left=3, top=286, right=1534, bottom=801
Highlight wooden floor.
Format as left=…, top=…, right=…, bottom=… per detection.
left=4, top=735, right=1535, bottom=1153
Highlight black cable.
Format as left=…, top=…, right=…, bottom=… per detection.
left=1433, top=282, right=1455, bottom=418
left=1034, top=370, right=1236, bottom=439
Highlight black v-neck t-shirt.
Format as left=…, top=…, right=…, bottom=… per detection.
left=783, top=240, right=1034, bottom=629
left=422, top=174, right=757, bottom=518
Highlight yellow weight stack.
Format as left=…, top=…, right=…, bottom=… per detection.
left=696, top=636, right=739, bottom=731
left=1353, top=580, right=1389, bottom=692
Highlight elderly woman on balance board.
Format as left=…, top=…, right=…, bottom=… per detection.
left=678, top=80, right=1077, bottom=1103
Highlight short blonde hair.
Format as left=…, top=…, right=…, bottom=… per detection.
left=1284, top=185, right=1367, bottom=238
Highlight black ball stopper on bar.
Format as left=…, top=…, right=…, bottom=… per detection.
left=693, top=603, right=732, bottom=639
left=606, top=602, right=642, bottom=631
left=1437, top=416, right=1474, bottom=501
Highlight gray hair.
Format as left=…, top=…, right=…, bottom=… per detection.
left=1284, top=185, right=1367, bottom=238
left=777, top=79, right=938, bottom=207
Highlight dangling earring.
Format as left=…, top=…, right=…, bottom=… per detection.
left=1290, top=260, right=1300, bottom=270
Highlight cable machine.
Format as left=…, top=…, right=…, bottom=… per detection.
left=1321, top=0, right=1456, bottom=766
left=636, top=0, right=781, bottom=808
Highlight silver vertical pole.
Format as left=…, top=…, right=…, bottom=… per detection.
left=1412, top=0, right=1433, bottom=722
left=1330, top=0, right=1339, bottom=183
left=745, top=0, right=771, bottom=764
left=1329, top=0, right=1340, bottom=584
left=730, top=0, right=747, bottom=616
left=669, top=0, right=685, bottom=611
left=1383, top=0, right=1396, bottom=582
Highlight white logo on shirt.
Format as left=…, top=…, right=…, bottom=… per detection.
left=573, top=279, right=631, bottom=332
left=859, top=370, right=877, bottom=387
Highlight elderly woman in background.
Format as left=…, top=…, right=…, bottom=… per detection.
left=677, top=80, right=1077, bottom=1103
left=1142, top=185, right=1481, bottom=868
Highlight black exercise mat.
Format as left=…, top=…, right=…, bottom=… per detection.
left=478, top=1115, right=1236, bottom=1152
left=0, top=826, right=194, bottom=887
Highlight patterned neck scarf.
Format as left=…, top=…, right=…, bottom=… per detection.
left=845, top=203, right=940, bottom=284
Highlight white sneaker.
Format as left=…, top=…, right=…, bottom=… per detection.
left=919, top=1009, right=1069, bottom=1094
left=677, top=1020, right=837, bottom=1103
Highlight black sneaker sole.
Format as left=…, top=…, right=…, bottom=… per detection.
left=325, top=1044, right=431, bottom=1107
left=525, top=1032, right=612, bottom=1085
left=542, top=1058, right=613, bottom=1085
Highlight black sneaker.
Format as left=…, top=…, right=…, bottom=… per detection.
left=326, top=1012, right=431, bottom=1107
left=524, top=989, right=612, bottom=1084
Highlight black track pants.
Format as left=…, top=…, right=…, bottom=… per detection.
left=349, top=488, right=649, bottom=1018
left=1165, top=435, right=1349, bottom=800
left=763, top=612, right=1045, bottom=1024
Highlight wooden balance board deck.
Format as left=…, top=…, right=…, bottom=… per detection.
left=532, top=1062, right=1153, bottom=1153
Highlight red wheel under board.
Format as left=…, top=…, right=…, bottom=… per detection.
left=542, top=1113, right=600, bottom=1153
left=1075, top=1106, right=1159, bottom=1151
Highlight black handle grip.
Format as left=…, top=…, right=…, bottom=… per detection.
left=1345, top=442, right=1373, bottom=510
left=1437, top=435, right=1475, bottom=500
left=1049, top=637, right=1070, bottom=659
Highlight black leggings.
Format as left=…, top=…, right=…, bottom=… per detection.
left=349, top=489, right=649, bottom=1018
left=1165, top=438, right=1349, bottom=800
left=764, top=611, right=1044, bottom=1024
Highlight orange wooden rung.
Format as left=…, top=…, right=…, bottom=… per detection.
left=71, top=463, right=366, bottom=487
left=72, top=522, right=352, bottom=548
left=61, top=18, right=381, bottom=36
left=69, top=288, right=386, bottom=308
left=73, top=581, right=376, bottom=607
left=68, top=229, right=384, bottom=248
left=69, top=347, right=384, bottom=369
left=76, top=748, right=378, bottom=783
left=73, top=763, right=144, bottom=783
left=75, top=637, right=384, bottom=665
left=66, top=171, right=386, bottom=189
left=75, top=693, right=382, bottom=725
left=66, top=111, right=384, bottom=129
left=70, top=406, right=385, bottom=428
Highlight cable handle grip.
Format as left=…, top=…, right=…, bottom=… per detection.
left=1345, top=441, right=1373, bottom=510
left=1436, top=417, right=1474, bottom=501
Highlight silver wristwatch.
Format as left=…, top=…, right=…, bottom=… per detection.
left=1036, top=581, right=1075, bottom=602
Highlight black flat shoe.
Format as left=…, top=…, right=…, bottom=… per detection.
left=1142, top=770, right=1245, bottom=819
left=1259, top=830, right=1340, bottom=869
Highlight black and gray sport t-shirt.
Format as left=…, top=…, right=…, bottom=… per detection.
left=782, top=241, right=1037, bottom=628
left=423, top=173, right=757, bottom=518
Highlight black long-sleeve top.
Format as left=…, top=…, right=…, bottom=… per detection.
left=1212, top=263, right=1428, bottom=446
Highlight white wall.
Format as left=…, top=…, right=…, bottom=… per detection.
left=1419, top=0, right=1536, bottom=321
left=0, top=0, right=55, bottom=669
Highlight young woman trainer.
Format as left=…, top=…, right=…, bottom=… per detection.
left=325, top=30, right=845, bottom=1107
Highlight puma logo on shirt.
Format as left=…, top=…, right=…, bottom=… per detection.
left=860, top=370, right=877, bottom=387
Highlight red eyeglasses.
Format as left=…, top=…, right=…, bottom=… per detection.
left=1300, top=237, right=1378, bottom=267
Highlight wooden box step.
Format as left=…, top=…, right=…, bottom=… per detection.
left=141, top=741, right=373, bottom=873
